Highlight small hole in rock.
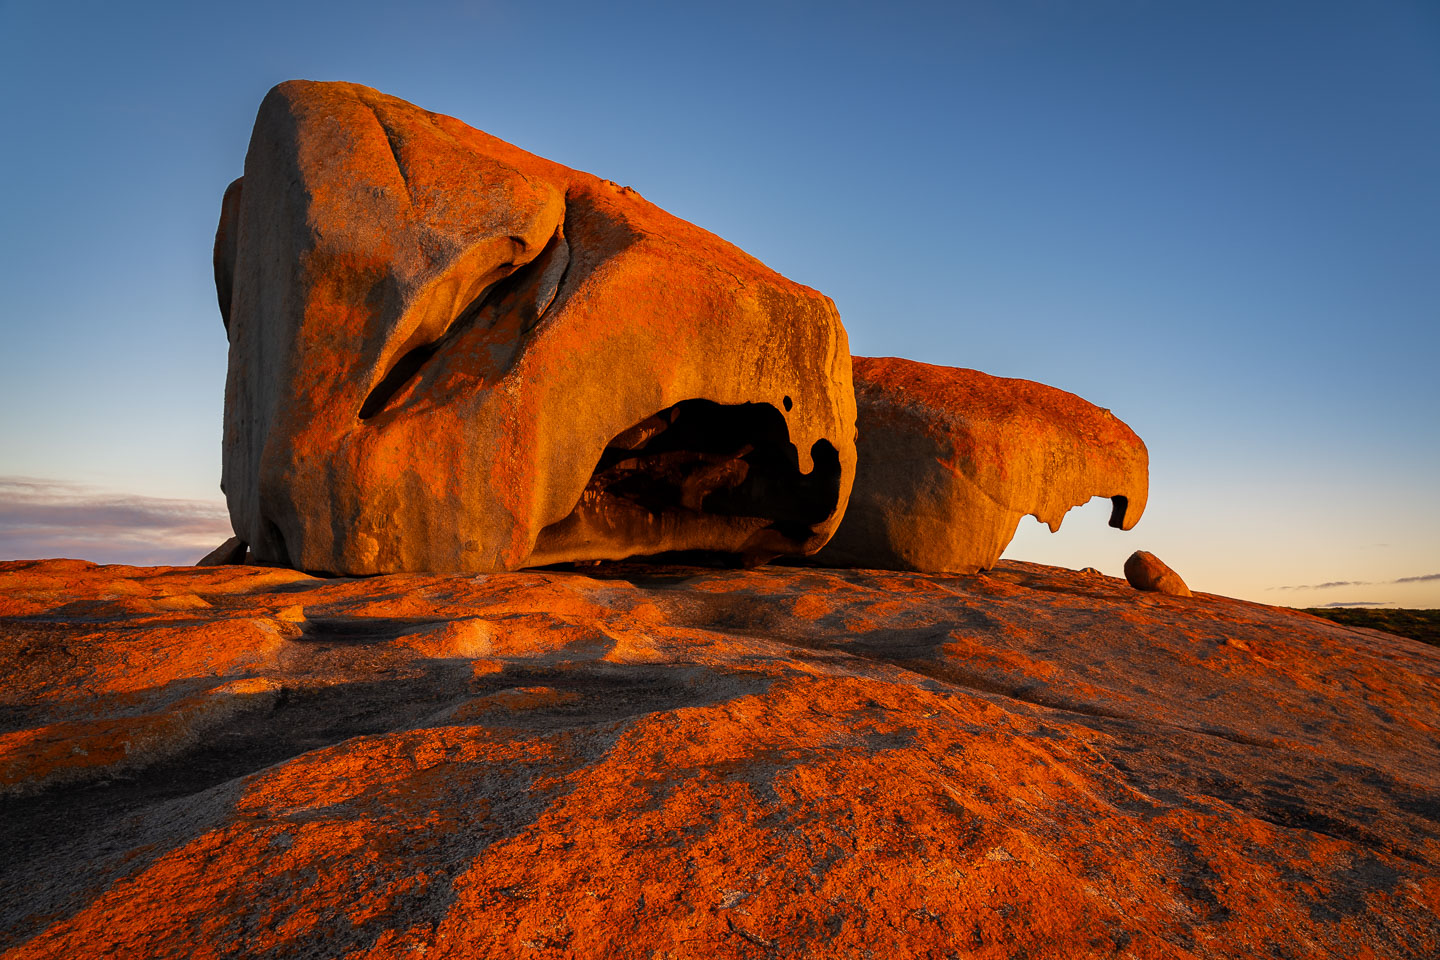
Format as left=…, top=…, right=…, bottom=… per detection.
left=782, top=396, right=793, bottom=412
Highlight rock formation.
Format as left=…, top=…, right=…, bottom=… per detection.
left=3, top=557, right=1438, bottom=958
left=216, top=81, right=855, bottom=575
left=1125, top=549, right=1192, bottom=597
left=815, top=356, right=1148, bottom=573
left=195, top=536, right=245, bottom=567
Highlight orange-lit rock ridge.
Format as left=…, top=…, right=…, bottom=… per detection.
left=217, top=80, right=856, bottom=575
left=3, top=557, right=1439, bottom=958
left=817, top=356, right=1149, bottom=573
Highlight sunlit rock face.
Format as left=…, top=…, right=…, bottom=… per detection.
left=6, top=558, right=1440, bottom=957
left=816, top=356, right=1148, bottom=573
left=217, top=81, right=856, bottom=575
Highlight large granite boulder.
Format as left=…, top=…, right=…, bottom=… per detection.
left=816, top=356, right=1148, bottom=573
left=217, top=81, right=856, bottom=575
left=1125, top=549, right=1192, bottom=597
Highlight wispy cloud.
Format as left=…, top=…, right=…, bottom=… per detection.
left=1271, top=573, right=1440, bottom=591
left=1317, top=601, right=1391, bottom=608
left=0, top=477, right=232, bottom=567
left=1271, top=580, right=1370, bottom=591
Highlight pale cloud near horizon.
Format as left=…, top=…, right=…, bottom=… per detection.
left=1270, top=573, right=1440, bottom=591
left=0, top=477, right=232, bottom=567
left=1271, top=580, right=1369, bottom=591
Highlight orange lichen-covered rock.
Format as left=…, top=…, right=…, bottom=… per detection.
left=217, top=80, right=855, bottom=575
left=2, top=557, right=1438, bottom=958
left=816, top=356, right=1148, bottom=573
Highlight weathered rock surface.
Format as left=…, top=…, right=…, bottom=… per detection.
left=816, top=356, right=1149, bottom=573
left=218, top=81, right=856, bottom=575
left=1126, top=549, right=1193, bottom=597
left=3, top=557, right=1438, bottom=959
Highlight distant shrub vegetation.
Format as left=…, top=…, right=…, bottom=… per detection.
left=1300, top=608, right=1440, bottom=648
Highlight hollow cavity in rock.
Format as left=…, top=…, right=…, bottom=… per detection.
left=530, top=399, right=842, bottom=566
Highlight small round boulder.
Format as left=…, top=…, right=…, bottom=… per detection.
left=1124, top=550, right=1192, bottom=598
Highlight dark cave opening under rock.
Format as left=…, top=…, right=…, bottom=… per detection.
left=529, top=398, right=842, bottom=566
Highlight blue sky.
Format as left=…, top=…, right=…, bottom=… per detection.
left=1, top=0, right=1436, bottom=605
